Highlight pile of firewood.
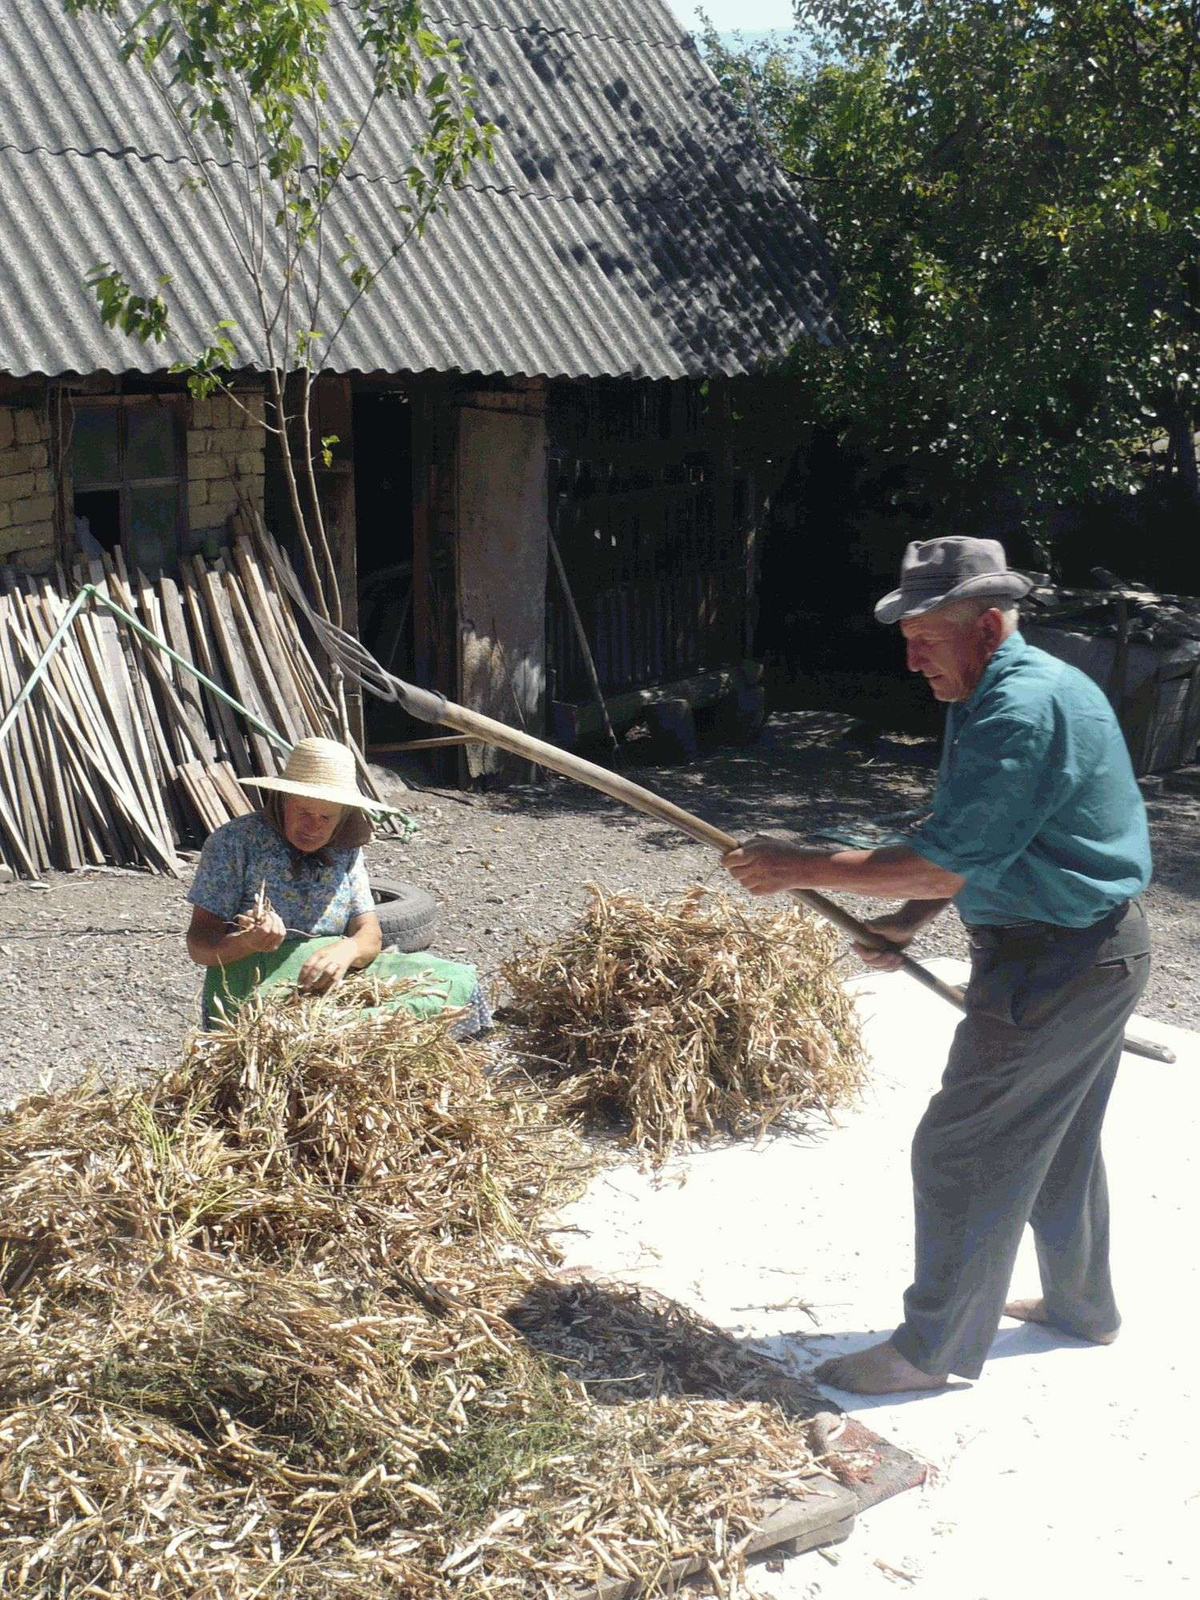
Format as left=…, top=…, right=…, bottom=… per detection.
left=0, top=526, right=396, bottom=878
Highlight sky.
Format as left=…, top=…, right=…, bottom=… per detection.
left=674, top=1, right=796, bottom=33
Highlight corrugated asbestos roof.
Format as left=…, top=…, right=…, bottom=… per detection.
left=0, top=0, right=839, bottom=380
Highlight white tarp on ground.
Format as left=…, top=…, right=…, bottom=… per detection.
left=553, top=958, right=1198, bottom=1600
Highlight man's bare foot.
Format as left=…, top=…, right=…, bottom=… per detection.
left=1004, top=1298, right=1118, bottom=1345
left=812, top=1339, right=949, bottom=1395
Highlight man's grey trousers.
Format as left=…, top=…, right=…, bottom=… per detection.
left=891, top=898, right=1151, bottom=1380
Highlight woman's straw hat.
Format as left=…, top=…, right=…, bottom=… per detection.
left=241, top=737, right=405, bottom=815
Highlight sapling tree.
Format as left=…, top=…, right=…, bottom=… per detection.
left=65, top=0, right=495, bottom=730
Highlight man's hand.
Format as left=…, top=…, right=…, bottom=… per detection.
left=852, top=900, right=950, bottom=971
left=235, top=908, right=286, bottom=954
left=724, top=832, right=828, bottom=896
left=297, top=939, right=356, bottom=993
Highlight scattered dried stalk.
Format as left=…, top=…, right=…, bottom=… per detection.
left=0, top=977, right=834, bottom=1598
left=502, top=886, right=865, bottom=1164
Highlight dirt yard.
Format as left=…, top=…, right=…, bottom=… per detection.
left=2, top=710, right=1197, bottom=1106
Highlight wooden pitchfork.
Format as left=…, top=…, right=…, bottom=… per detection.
left=270, top=550, right=1174, bottom=1065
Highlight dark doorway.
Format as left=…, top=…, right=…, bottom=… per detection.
left=352, top=391, right=419, bottom=745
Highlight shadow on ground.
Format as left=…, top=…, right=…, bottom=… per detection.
left=475, top=711, right=942, bottom=850
left=504, top=1275, right=825, bottom=1415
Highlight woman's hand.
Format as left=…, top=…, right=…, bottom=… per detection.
left=235, top=908, right=287, bottom=955
left=297, top=938, right=357, bottom=993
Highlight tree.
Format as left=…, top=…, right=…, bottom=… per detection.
left=705, top=3, right=1200, bottom=544
left=65, top=0, right=494, bottom=725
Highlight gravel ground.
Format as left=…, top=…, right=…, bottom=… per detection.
left=2, top=709, right=1197, bottom=1106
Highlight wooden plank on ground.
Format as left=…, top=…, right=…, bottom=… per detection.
left=3, top=592, right=85, bottom=871
left=72, top=601, right=144, bottom=862
left=0, top=603, right=40, bottom=875
left=0, top=782, right=37, bottom=877
left=9, top=580, right=86, bottom=869
left=222, top=564, right=299, bottom=745
left=27, top=585, right=122, bottom=863
left=139, top=571, right=219, bottom=774
left=133, top=567, right=189, bottom=767
left=83, top=568, right=139, bottom=758
left=115, top=555, right=193, bottom=845
left=129, top=607, right=215, bottom=768
left=253, top=537, right=339, bottom=722
left=176, top=761, right=226, bottom=835
left=231, top=538, right=307, bottom=737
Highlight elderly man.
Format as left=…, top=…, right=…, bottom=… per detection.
left=726, top=537, right=1152, bottom=1394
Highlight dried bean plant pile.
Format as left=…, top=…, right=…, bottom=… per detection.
left=503, top=886, right=866, bottom=1163
left=0, top=974, right=834, bottom=1598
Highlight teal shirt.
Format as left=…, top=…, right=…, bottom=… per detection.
left=906, top=632, right=1152, bottom=928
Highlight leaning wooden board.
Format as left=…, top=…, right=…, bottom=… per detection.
left=0, top=535, right=405, bottom=875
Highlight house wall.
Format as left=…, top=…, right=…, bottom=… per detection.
left=0, top=402, right=56, bottom=573
left=545, top=377, right=776, bottom=709
left=0, top=383, right=266, bottom=575
left=186, top=389, right=266, bottom=551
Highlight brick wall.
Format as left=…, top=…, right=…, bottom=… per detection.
left=0, top=404, right=56, bottom=573
left=187, top=389, right=266, bottom=551
left=0, top=387, right=268, bottom=575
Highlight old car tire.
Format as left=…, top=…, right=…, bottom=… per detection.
left=372, top=878, right=440, bottom=951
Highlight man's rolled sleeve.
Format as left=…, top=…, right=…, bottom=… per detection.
left=906, top=711, right=1071, bottom=892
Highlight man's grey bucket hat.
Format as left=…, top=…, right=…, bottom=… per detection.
left=874, top=537, right=1033, bottom=625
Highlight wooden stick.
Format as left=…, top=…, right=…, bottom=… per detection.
left=230, top=540, right=302, bottom=743
left=368, top=735, right=480, bottom=752
left=8, top=617, right=179, bottom=875
left=27, top=585, right=132, bottom=861
left=222, top=565, right=300, bottom=747
left=158, top=574, right=216, bottom=760
left=0, top=592, right=52, bottom=868
left=102, top=557, right=177, bottom=848
left=548, top=520, right=620, bottom=759
left=0, top=594, right=46, bottom=872
left=197, top=559, right=277, bottom=775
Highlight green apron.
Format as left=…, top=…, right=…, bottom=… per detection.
left=202, top=937, right=481, bottom=1028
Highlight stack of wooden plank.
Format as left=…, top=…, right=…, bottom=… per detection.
left=0, top=528, right=398, bottom=878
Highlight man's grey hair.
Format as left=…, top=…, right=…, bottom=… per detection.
left=936, top=596, right=1020, bottom=627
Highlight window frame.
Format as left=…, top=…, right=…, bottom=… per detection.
left=70, top=394, right=186, bottom=565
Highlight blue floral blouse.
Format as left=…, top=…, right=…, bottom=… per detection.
left=187, top=813, right=375, bottom=935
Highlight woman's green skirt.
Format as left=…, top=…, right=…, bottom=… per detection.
left=202, top=937, right=488, bottom=1033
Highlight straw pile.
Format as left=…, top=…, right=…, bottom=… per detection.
left=502, top=886, right=865, bottom=1163
left=0, top=977, right=835, bottom=1598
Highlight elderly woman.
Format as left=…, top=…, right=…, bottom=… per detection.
left=186, top=737, right=488, bottom=1031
